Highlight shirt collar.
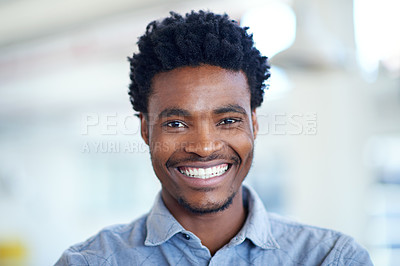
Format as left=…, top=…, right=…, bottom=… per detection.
left=144, top=185, right=280, bottom=250
left=230, top=184, right=280, bottom=250
left=144, top=192, right=185, bottom=246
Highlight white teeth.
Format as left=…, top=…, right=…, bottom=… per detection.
left=179, top=164, right=229, bottom=179
left=206, top=168, right=211, bottom=176
left=198, top=168, right=205, bottom=176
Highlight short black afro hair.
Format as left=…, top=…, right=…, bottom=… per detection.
left=128, top=10, right=270, bottom=114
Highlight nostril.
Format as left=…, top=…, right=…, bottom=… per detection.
left=184, top=140, right=223, bottom=156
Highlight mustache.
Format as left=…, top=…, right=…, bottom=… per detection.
left=166, top=153, right=240, bottom=168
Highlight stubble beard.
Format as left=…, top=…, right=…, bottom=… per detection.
left=177, top=190, right=237, bottom=215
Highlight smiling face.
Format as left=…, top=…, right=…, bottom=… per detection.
left=140, top=65, right=258, bottom=215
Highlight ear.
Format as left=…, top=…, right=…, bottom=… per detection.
left=139, top=113, right=149, bottom=145
left=251, top=109, right=259, bottom=139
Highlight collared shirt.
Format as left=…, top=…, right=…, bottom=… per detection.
left=55, top=185, right=373, bottom=265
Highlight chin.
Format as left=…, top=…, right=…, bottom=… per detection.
left=177, top=190, right=237, bottom=215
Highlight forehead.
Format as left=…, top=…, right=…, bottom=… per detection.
left=148, top=65, right=251, bottom=116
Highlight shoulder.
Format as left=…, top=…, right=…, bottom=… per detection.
left=266, top=213, right=373, bottom=265
left=55, top=214, right=148, bottom=266
left=268, top=212, right=343, bottom=243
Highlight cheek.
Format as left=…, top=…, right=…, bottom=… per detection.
left=226, top=131, right=254, bottom=160
left=149, top=132, right=179, bottom=166
left=235, top=137, right=254, bottom=179
left=149, top=140, right=173, bottom=186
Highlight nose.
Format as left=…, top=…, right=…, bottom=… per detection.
left=184, top=125, right=223, bottom=157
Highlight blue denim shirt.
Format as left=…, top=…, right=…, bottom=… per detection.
left=55, top=185, right=373, bottom=265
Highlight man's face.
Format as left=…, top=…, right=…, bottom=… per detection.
left=140, top=65, right=258, bottom=214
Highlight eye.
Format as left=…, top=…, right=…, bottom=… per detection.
left=217, top=118, right=241, bottom=125
left=165, top=121, right=186, bottom=128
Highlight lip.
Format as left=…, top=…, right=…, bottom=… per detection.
left=171, top=161, right=234, bottom=188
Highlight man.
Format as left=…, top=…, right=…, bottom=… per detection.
left=56, top=10, right=373, bottom=265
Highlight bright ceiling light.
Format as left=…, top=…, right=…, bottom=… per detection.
left=353, top=0, right=400, bottom=81
left=241, top=2, right=297, bottom=58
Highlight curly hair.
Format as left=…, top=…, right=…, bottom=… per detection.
left=128, top=10, right=270, bottom=114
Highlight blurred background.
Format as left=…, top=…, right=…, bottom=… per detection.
left=0, top=0, right=399, bottom=265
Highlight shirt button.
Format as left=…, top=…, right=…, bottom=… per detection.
left=183, top=233, right=190, bottom=240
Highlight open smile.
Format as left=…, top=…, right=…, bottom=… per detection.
left=178, top=163, right=230, bottom=179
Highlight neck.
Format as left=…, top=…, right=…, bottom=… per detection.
left=162, top=187, right=247, bottom=256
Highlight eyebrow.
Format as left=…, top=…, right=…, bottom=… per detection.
left=213, top=104, right=247, bottom=115
left=158, top=108, right=191, bottom=119
left=157, top=104, right=247, bottom=119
